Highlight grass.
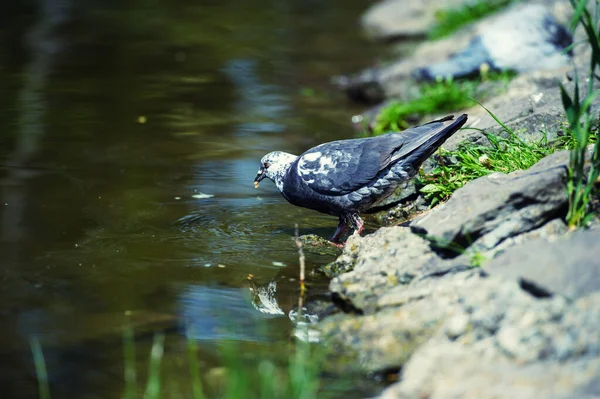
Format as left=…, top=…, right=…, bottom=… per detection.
left=563, top=0, right=600, bottom=228
left=371, top=77, right=476, bottom=135
left=370, top=72, right=514, bottom=136
left=429, top=0, right=518, bottom=39
left=33, top=326, right=321, bottom=399
left=418, top=103, right=555, bottom=206
left=30, top=337, right=51, bottom=399
left=134, top=331, right=320, bottom=399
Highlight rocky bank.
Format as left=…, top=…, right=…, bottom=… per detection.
left=312, top=1, right=600, bottom=398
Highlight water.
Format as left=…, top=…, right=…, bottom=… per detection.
left=0, top=0, right=382, bottom=397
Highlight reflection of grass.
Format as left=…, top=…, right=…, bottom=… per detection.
left=129, top=329, right=320, bottom=399
left=429, top=0, right=517, bottom=39
left=30, top=338, right=51, bottom=399
left=369, top=72, right=514, bottom=136
left=33, top=327, right=321, bottom=399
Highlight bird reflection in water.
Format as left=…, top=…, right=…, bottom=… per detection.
left=248, top=275, right=321, bottom=343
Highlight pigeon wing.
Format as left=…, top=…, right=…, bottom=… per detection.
left=294, top=115, right=466, bottom=196
left=294, top=137, right=399, bottom=196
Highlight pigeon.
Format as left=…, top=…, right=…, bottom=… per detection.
left=254, top=114, right=468, bottom=243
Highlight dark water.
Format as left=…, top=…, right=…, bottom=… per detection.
left=0, top=0, right=382, bottom=397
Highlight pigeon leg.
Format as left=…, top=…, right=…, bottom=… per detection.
left=354, top=215, right=364, bottom=235
left=331, top=217, right=348, bottom=243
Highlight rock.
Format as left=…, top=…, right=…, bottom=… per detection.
left=410, top=149, right=571, bottom=254
left=444, top=311, right=470, bottom=340
left=377, top=291, right=600, bottom=398
left=360, top=0, right=470, bottom=41
left=414, top=4, right=572, bottom=81
left=319, top=271, right=483, bottom=373
left=486, top=228, right=600, bottom=300
left=368, top=195, right=429, bottom=226
left=379, top=342, right=600, bottom=399
left=342, top=2, right=577, bottom=104
left=338, top=30, right=473, bottom=103
left=325, top=227, right=442, bottom=312
left=318, top=305, right=443, bottom=373
left=320, top=266, right=600, bottom=376
left=481, top=217, right=568, bottom=258
left=298, top=234, right=342, bottom=256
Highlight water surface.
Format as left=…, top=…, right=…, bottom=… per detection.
left=0, top=1, right=382, bottom=397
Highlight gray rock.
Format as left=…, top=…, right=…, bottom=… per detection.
left=298, top=234, right=342, bottom=257
left=414, top=4, right=572, bottom=81
left=360, top=0, right=470, bottom=40
left=487, top=228, right=600, bottom=300
left=320, top=268, right=600, bottom=375
left=410, top=150, right=570, bottom=254
left=338, top=30, right=473, bottom=103
left=379, top=341, right=600, bottom=399
left=325, top=227, right=442, bottom=312
left=344, top=3, right=575, bottom=104
left=481, top=218, right=568, bottom=258
left=368, top=196, right=425, bottom=226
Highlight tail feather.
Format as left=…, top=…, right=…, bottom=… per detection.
left=396, top=114, right=467, bottom=174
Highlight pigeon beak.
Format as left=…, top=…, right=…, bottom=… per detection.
left=254, top=168, right=266, bottom=187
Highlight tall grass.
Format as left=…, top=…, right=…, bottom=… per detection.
left=428, top=0, right=518, bottom=39
left=32, top=328, right=321, bottom=399
left=563, top=0, right=600, bottom=228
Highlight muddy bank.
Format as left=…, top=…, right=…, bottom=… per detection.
left=313, top=1, right=600, bottom=398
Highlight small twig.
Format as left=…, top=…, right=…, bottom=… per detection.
left=437, top=146, right=446, bottom=167
left=294, top=224, right=306, bottom=295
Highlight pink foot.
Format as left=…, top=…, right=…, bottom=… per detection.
left=356, top=218, right=364, bottom=235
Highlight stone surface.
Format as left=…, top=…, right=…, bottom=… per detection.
left=379, top=342, right=600, bottom=399
left=482, top=217, right=568, bottom=258
left=410, top=150, right=570, bottom=254
left=298, top=234, right=342, bottom=256
left=487, top=228, right=600, bottom=300
left=360, top=0, right=469, bottom=40
left=320, top=267, right=600, bottom=374
left=324, top=227, right=442, bottom=312
left=343, top=1, right=582, bottom=104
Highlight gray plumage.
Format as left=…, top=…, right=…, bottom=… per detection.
left=254, top=114, right=468, bottom=242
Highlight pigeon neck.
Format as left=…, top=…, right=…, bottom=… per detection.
left=270, top=156, right=296, bottom=192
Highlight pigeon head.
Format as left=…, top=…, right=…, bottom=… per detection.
left=254, top=151, right=297, bottom=191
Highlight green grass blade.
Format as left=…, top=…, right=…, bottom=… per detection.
left=186, top=332, right=206, bottom=399
left=143, top=333, right=165, bottom=399
left=123, top=327, right=138, bottom=399
left=570, top=0, right=590, bottom=31
left=259, top=360, right=279, bottom=399
left=30, top=337, right=51, bottom=399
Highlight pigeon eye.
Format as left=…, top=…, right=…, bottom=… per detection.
left=263, top=162, right=270, bottom=169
